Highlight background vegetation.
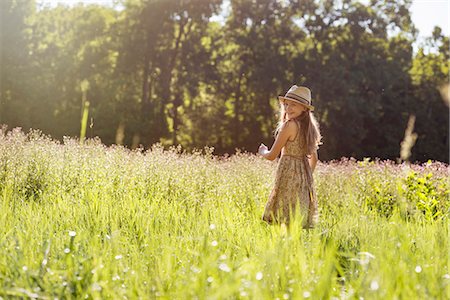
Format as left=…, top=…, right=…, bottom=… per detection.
left=0, top=128, right=448, bottom=298
left=1, top=0, right=449, bottom=162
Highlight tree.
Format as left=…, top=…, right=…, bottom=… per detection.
left=0, top=0, right=446, bottom=162
left=24, top=4, right=119, bottom=141
left=410, top=27, right=449, bottom=162
left=290, top=0, right=415, bottom=160
left=115, top=0, right=221, bottom=147
left=0, top=0, right=35, bottom=128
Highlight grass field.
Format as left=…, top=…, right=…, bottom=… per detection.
left=0, top=128, right=449, bottom=299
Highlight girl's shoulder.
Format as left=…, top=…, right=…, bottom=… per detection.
left=281, top=119, right=299, bottom=140
left=282, top=119, right=300, bottom=130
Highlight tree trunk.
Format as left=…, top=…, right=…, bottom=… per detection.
left=167, top=18, right=193, bottom=145
left=139, top=38, right=154, bottom=146
left=172, top=95, right=180, bottom=145
left=234, top=71, right=244, bottom=145
left=141, top=51, right=151, bottom=118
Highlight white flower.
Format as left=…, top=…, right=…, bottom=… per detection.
left=92, top=282, right=102, bottom=291
left=68, top=231, right=76, bottom=237
left=255, top=272, right=263, bottom=280
left=370, top=280, right=379, bottom=290
left=357, top=252, right=376, bottom=266
left=112, top=275, right=120, bottom=281
left=219, top=263, right=231, bottom=272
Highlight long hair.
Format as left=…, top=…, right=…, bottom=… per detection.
left=275, top=104, right=322, bottom=155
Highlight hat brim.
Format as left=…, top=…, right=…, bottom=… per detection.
left=278, top=96, right=314, bottom=111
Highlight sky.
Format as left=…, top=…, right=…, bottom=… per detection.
left=36, top=0, right=449, bottom=39
left=411, top=0, right=449, bottom=38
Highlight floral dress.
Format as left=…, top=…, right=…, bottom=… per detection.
left=262, top=120, right=319, bottom=228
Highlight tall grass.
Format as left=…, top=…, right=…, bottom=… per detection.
left=0, top=127, right=448, bottom=299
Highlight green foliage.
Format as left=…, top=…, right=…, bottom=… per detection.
left=363, top=176, right=396, bottom=218
left=334, top=159, right=450, bottom=221
left=0, top=129, right=449, bottom=298
left=409, top=29, right=450, bottom=163
left=0, top=0, right=448, bottom=162
left=403, top=171, right=449, bottom=221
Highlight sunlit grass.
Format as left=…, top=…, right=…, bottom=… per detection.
left=0, top=128, right=448, bottom=299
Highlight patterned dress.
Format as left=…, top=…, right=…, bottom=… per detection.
left=262, top=120, right=319, bottom=228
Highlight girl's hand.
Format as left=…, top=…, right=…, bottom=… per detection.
left=258, top=143, right=268, bottom=156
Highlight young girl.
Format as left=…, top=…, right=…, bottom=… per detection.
left=258, top=85, right=322, bottom=228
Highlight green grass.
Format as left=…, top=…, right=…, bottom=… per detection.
left=0, top=128, right=449, bottom=299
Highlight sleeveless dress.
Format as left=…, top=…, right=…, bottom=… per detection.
left=262, top=120, right=319, bottom=228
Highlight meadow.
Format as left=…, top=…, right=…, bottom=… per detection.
left=0, top=127, right=448, bottom=299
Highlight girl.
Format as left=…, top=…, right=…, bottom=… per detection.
left=258, top=85, right=322, bottom=228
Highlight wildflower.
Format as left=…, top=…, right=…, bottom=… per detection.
left=219, top=263, right=231, bottom=272
left=370, top=280, right=379, bottom=291
left=256, top=272, right=263, bottom=280
left=112, top=275, right=120, bottom=281
left=68, top=231, right=76, bottom=237
left=357, top=252, right=375, bottom=265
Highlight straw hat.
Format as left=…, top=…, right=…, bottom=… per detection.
left=278, top=85, right=314, bottom=111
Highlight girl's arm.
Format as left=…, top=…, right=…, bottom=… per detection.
left=308, top=150, right=318, bottom=172
left=259, top=121, right=295, bottom=161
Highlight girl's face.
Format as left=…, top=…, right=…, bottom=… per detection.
left=283, top=99, right=307, bottom=120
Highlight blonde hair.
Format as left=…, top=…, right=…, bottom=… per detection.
left=275, top=104, right=322, bottom=155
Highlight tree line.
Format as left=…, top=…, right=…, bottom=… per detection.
left=1, top=0, right=448, bottom=162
